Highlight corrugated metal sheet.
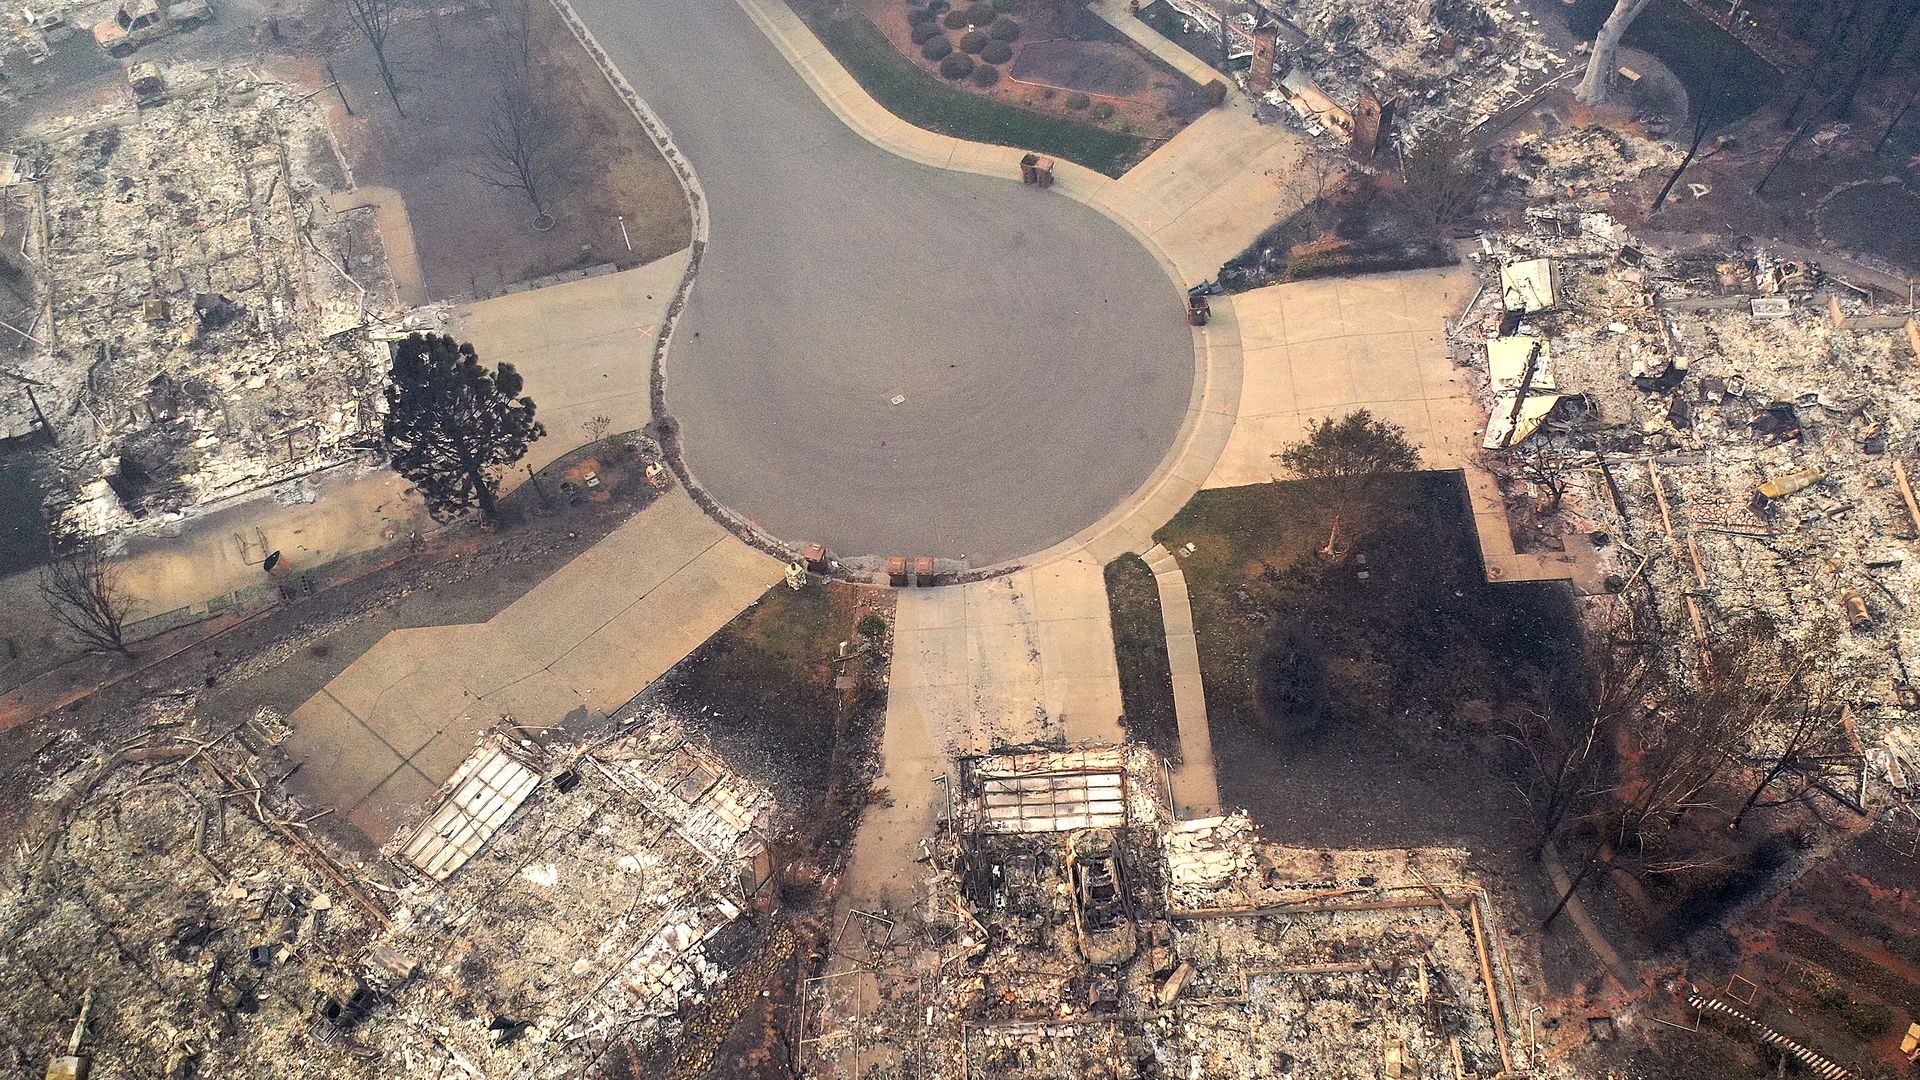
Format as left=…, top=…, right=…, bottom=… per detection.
left=978, top=769, right=1127, bottom=834
left=401, top=745, right=542, bottom=882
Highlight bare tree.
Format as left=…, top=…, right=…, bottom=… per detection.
left=1285, top=154, right=1348, bottom=242
left=489, top=0, right=537, bottom=84
left=1508, top=446, right=1577, bottom=514
left=1727, top=643, right=1859, bottom=829
left=583, top=414, right=612, bottom=443
left=1613, top=618, right=1837, bottom=845
left=40, top=537, right=136, bottom=657
left=1396, top=123, right=1487, bottom=238
left=344, top=0, right=407, bottom=118
left=1876, top=86, right=1916, bottom=153
left=1503, top=609, right=1653, bottom=928
left=1650, top=105, right=1719, bottom=214
left=473, top=83, right=553, bottom=227
left=1575, top=0, right=1654, bottom=107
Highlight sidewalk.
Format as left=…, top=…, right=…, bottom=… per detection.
left=1086, top=0, right=1229, bottom=87
left=283, top=486, right=782, bottom=841
left=1141, top=543, right=1221, bottom=818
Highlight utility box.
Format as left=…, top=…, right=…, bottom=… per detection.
left=1185, top=294, right=1210, bottom=326
left=1019, top=153, right=1054, bottom=189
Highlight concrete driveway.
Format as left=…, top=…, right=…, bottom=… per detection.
left=283, top=487, right=782, bottom=841
left=565, top=0, right=1193, bottom=567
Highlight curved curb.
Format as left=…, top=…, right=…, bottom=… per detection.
left=542, top=0, right=806, bottom=568
left=732, top=0, right=1243, bottom=579
left=560, top=0, right=1245, bottom=579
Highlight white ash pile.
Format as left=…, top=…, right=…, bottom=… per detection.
left=1458, top=219, right=1920, bottom=783
left=12, top=68, right=398, bottom=539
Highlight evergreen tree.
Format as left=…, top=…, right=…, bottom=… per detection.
left=384, top=333, right=544, bottom=522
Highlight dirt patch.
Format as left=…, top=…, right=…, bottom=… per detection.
left=276, top=0, right=688, bottom=301
left=650, top=580, right=891, bottom=809
left=1102, top=553, right=1178, bottom=762
left=1820, top=181, right=1920, bottom=271
left=1011, top=39, right=1151, bottom=99
left=1219, top=170, right=1458, bottom=291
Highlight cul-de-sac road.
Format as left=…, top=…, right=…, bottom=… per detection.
left=567, top=0, right=1194, bottom=567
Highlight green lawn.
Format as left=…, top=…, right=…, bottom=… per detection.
left=793, top=4, right=1152, bottom=178
left=1154, top=474, right=1582, bottom=739
left=1102, top=554, right=1180, bottom=760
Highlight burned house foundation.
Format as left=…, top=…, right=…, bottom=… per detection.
left=803, top=746, right=1537, bottom=1078
left=4, top=68, right=399, bottom=539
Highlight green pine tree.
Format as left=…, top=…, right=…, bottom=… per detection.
left=384, top=333, right=544, bottom=522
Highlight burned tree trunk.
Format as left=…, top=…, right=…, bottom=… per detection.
left=1576, top=0, right=1655, bottom=107
left=1651, top=107, right=1716, bottom=213
left=40, top=536, right=136, bottom=657
left=343, top=0, right=407, bottom=118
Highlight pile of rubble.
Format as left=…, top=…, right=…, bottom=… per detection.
left=1273, top=0, right=1571, bottom=145
left=373, top=716, right=777, bottom=1074
left=7, top=67, right=397, bottom=538
left=802, top=744, right=1540, bottom=1078
left=0, top=698, right=390, bottom=1079
left=1, top=701, right=778, bottom=1079
left=1158, top=0, right=1572, bottom=150
left=1493, top=123, right=1683, bottom=203
left=1458, top=210, right=1920, bottom=777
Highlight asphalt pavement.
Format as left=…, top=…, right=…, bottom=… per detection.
left=563, top=0, right=1193, bottom=566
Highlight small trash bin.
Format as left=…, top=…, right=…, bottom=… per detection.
left=1019, top=153, right=1055, bottom=189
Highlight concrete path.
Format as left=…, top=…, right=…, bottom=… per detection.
left=1203, top=268, right=1596, bottom=584
left=1141, top=543, right=1220, bottom=818
left=890, top=556, right=1125, bottom=758
left=324, top=186, right=427, bottom=308
left=836, top=556, right=1123, bottom=909
left=447, top=249, right=691, bottom=481
left=1100, top=108, right=1314, bottom=285
left=1205, top=268, right=1483, bottom=488
left=1087, top=0, right=1232, bottom=87
left=283, top=486, right=782, bottom=841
